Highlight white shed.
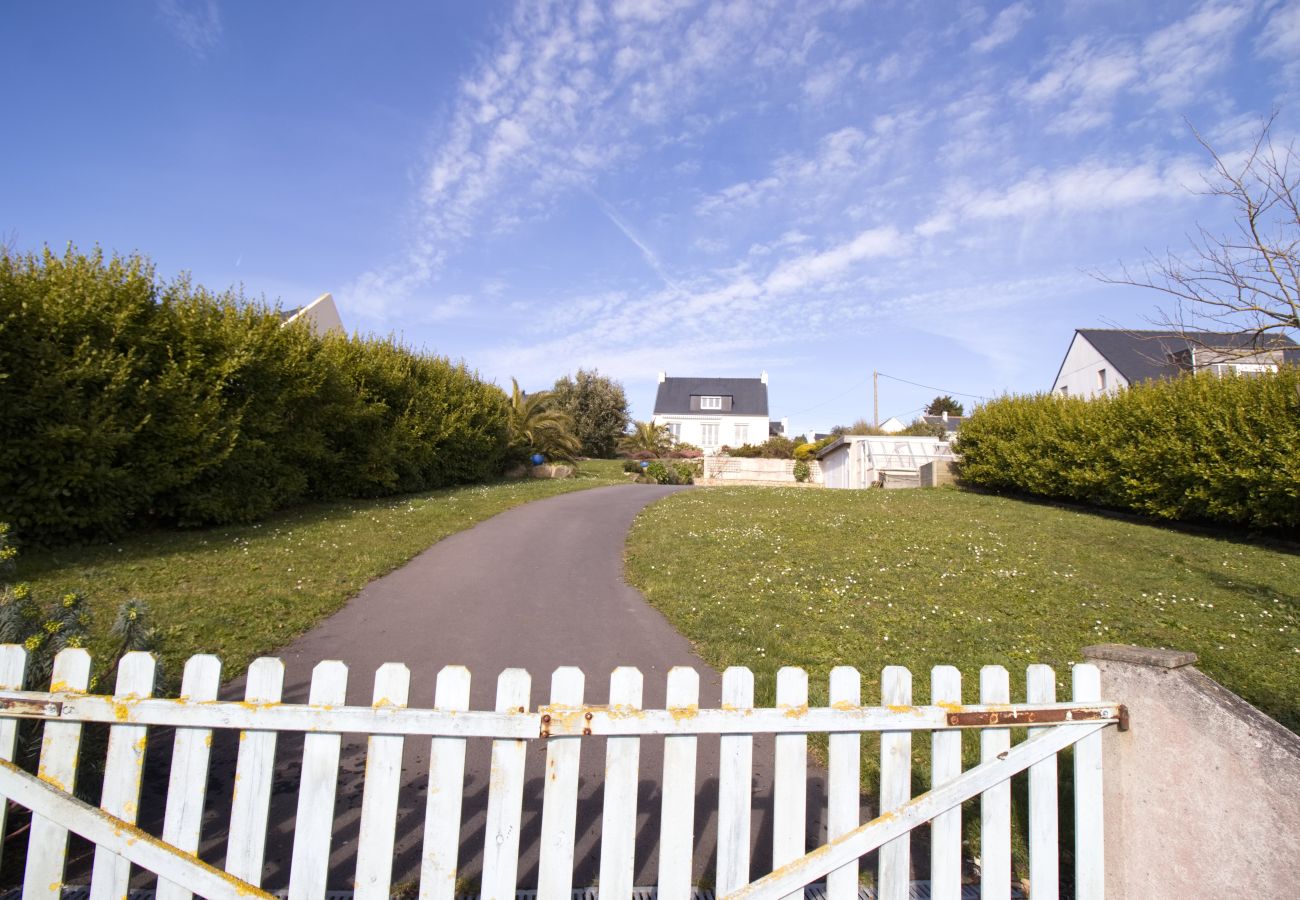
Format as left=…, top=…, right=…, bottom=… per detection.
left=814, top=435, right=955, bottom=489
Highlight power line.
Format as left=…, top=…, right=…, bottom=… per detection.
left=876, top=371, right=991, bottom=401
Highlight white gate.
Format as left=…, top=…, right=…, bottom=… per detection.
left=0, top=646, right=1123, bottom=900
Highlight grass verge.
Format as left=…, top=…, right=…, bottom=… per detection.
left=626, top=486, right=1299, bottom=731
left=11, top=460, right=628, bottom=686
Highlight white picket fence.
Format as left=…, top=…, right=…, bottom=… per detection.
left=0, top=646, right=1124, bottom=900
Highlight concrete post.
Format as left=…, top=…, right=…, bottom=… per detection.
left=1082, top=644, right=1300, bottom=900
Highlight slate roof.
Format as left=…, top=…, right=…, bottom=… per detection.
left=653, top=376, right=769, bottom=416
left=1066, top=329, right=1300, bottom=385
left=922, top=414, right=964, bottom=432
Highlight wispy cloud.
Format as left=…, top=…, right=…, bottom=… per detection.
left=972, top=2, right=1032, bottom=54
left=156, top=0, right=222, bottom=57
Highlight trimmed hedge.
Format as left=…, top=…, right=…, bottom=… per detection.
left=0, top=247, right=509, bottom=545
left=954, top=367, right=1300, bottom=528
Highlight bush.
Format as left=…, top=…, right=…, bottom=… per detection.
left=793, top=460, right=811, bottom=482
left=641, top=460, right=698, bottom=485
left=0, top=247, right=510, bottom=545
left=955, top=368, right=1300, bottom=528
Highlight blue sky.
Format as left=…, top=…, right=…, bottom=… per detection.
left=4, top=1, right=1298, bottom=435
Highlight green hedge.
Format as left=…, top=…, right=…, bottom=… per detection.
left=954, top=368, right=1300, bottom=528
left=0, top=247, right=509, bottom=545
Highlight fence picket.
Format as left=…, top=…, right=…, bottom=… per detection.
left=658, top=667, right=701, bottom=900
left=481, top=668, right=532, bottom=900
left=877, top=666, right=912, bottom=900
left=0, top=645, right=27, bottom=858
left=826, top=667, right=861, bottom=900
left=716, top=666, right=755, bottom=897
left=980, top=665, right=1012, bottom=900
left=354, top=663, right=412, bottom=900
left=1073, top=664, right=1104, bottom=900
left=1027, top=665, right=1059, bottom=900
left=156, top=654, right=222, bottom=900
left=24, top=648, right=93, bottom=900
left=773, top=666, right=808, bottom=900
left=537, top=667, right=585, bottom=900
left=419, top=665, right=472, bottom=900
left=928, top=666, right=962, bottom=900
left=288, top=660, right=349, bottom=900
left=226, top=657, right=285, bottom=886
left=598, top=667, right=644, bottom=900
left=89, top=651, right=157, bottom=900
left=0, top=647, right=1118, bottom=900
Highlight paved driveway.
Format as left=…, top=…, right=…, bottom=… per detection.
left=131, top=484, right=831, bottom=890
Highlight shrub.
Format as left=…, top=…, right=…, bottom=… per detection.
left=955, top=368, right=1300, bottom=528
left=793, top=460, right=811, bottom=482
left=0, top=246, right=510, bottom=545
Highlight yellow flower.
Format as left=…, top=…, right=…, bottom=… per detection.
left=23, top=634, right=42, bottom=651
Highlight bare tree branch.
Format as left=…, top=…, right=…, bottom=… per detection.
left=1095, top=114, right=1300, bottom=352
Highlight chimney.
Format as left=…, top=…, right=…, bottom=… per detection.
left=781, top=417, right=789, bottom=434
left=942, top=410, right=948, bottom=422
left=760, top=370, right=768, bottom=385
left=658, top=371, right=667, bottom=383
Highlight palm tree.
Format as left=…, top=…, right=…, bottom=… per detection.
left=506, top=378, right=582, bottom=462
left=619, top=420, right=673, bottom=457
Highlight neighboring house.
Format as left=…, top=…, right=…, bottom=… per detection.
left=280, top=292, right=345, bottom=338
left=1052, top=329, right=1299, bottom=399
left=815, top=434, right=955, bottom=490
left=921, top=412, right=964, bottom=436
left=652, top=371, right=771, bottom=453
left=878, top=416, right=907, bottom=434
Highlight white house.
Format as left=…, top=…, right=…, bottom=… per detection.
left=1052, top=329, right=1299, bottom=399
left=652, top=372, right=772, bottom=453
left=814, top=434, right=954, bottom=489
left=281, top=292, right=345, bottom=338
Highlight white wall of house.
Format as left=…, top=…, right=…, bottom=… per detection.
left=1052, top=333, right=1127, bottom=398
left=653, top=413, right=769, bottom=452
left=284, top=293, right=345, bottom=338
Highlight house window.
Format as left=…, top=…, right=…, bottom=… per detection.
left=1097, top=368, right=1107, bottom=391
left=1211, top=362, right=1277, bottom=376
left=700, top=396, right=722, bottom=410
left=701, top=423, right=719, bottom=446
left=734, top=423, right=749, bottom=445
left=665, top=422, right=681, bottom=440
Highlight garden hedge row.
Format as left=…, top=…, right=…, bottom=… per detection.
left=0, top=247, right=510, bottom=545
left=954, top=367, right=1300, bottom=528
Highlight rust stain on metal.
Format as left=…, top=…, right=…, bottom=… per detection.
left=0, top=695, right=61, bottom=718
left=945, top=706, right=1112, bottom=727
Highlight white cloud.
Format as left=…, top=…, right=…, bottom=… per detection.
left=156, top=0, right=222, bottom=57
left=695, top=124, right=888, bottom=216
left=762, top=227, right=906, bottom=295
left=1018, top=2, right=1253, bottom=133
left=1140, top=1, right=1252, bottom=107
left=926, top=155, right=1202, bottom=230
left=1260, top=0, right=1300, bottom=55
left=972, top=2, right=1033, bottom=53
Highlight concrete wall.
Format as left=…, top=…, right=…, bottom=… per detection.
left=918, top=460, right=958, bottom=487
left=1082, top=644, right=1300, bottom=900
left=701, top=457, right=823, bottom=484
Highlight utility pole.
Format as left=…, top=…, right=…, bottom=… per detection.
left=873, top=370, right=879, bottom=428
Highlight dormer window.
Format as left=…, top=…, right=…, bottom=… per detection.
left=700, top=396, right=723, bottom=409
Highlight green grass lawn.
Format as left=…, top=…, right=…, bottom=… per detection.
left=10, top=460, right=628, bottom=687
left=625, top=486, right=1300, bottom=732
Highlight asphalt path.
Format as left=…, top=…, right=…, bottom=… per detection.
left=122, top=484, right=836, bottom=892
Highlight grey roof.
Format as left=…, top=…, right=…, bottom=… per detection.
left=279, top=306, right=304, bottom=322
left=1066, top=329, right=1300, bottom=386
left=921, top=415, right=964, bottom=431
left=653, top=376, right=769, bottom=416
left=813, top=436, right=847, bottom=459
